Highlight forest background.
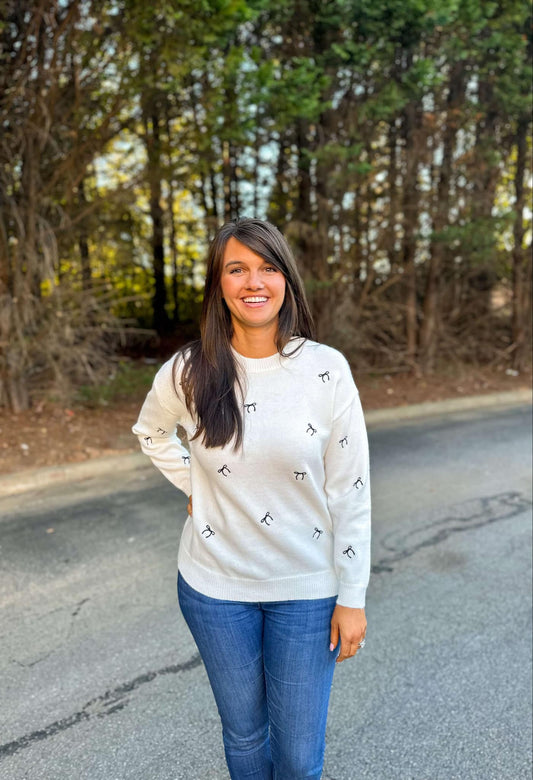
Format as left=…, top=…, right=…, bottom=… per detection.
left=0, top=0, right=531, bottom=469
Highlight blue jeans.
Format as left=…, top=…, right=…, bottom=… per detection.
left=177, top=571, right=338, bottom=779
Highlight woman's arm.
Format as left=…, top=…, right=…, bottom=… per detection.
left=132, top=356, right=192, bottom=498
left=324, top=389, right=371, bottom=606
left=323, top=358, right=371, bottom=660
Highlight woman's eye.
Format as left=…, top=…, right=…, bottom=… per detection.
left=264, top=266, right=278, bottom=273
left=229, top=268, right=243, bottom=274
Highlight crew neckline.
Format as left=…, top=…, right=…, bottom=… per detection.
left=231, top=337, right=306, bottom=373
left=231, top=348, right=285, bottom=372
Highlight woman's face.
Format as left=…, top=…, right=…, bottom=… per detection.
left=219, top=237, right=286, bottom=334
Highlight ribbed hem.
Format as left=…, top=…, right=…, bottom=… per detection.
left=178, top=544, right=339, bottom=603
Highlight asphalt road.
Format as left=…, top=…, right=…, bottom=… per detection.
left=0, top=404, right=531, bottom=780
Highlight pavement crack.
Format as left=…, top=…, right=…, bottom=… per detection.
left=371, top=490, right=531, bottom=574
left=10, top=652, right=55, bottom=669
left=66, top=597, right=91, bottom=641
left=0, top=651, right=202, bottom=759
left=71, top=598, right=89, bottom=618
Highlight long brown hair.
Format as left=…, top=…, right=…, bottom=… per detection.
left=175, top=218, right=315, bottom=448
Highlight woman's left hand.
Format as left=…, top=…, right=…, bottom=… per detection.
left=330, top=605, right=367, bottom=663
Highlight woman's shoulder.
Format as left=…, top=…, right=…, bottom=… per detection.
left=154, top=351, right=183, bottom=384
left=157, top=341, right=198, bottom=380
left=294, top=338, right=352, bottom=373
left=150, top=343, right=196, bottom=405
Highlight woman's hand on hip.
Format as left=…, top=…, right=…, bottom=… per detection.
left=187, top=495, right=193, bottom=516
left=330, top=605, right=366, bottom=663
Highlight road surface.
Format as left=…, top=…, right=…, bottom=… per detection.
left=0, top=404, right=531, bottom=779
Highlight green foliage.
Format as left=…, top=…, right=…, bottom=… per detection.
left=1, top=0, right=531, bottom=411
left=74, top=360, right=161, bottom=408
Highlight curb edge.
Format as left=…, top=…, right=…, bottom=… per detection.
left=1, top=388, right=531, bottom=499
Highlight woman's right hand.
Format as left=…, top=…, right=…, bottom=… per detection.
left=187, top=495, right=193, bottom=516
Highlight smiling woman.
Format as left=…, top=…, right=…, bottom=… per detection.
left=132, top=218, right=371, bottom=780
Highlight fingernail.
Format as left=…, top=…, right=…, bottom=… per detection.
left=329, top=642, right=335, bottom=652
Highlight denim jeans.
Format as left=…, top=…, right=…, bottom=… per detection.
left=177, top=571, right=339, bottom=780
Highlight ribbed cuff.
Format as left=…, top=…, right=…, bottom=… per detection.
left=336, top=582, right=367, bottom=608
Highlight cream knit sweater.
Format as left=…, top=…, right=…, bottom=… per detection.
left=132, top=339, right=371, bottom=608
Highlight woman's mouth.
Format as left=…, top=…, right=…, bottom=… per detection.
left=241, top=296, right=269, bottom=307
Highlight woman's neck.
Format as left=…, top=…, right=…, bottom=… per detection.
left=231, top=325, right=279, bottom=358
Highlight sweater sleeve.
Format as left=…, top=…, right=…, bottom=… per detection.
left=131, top=356, right=192, bottom=498
left=323, top=363, right=371, bottom=608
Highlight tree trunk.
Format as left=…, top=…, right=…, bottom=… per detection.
left=252, top=117, right=261, bottom=219
left=143, top=99, right=169, bottom=336
left=168, top=185, right=180, bottom=327
left=400, top=101, right=421, bottom=369
left=511, top=116, right=531, bottom=371
left=288, top=118, right=332, bottom=339
left=268, top=130, right=291, bottom=226
left=420, top=63, right=465, bottom=370
left=295, top=119, right=312, bottom=222
left=387, top=122, right=400, bottom=275
left=78, top=178, right=91, bottom=291
left=473, top=78, right=499, bottom=223
left=164, top=111, right=180, bottom=326
left=230, top=141, right=240, bottom=217
left=222, top=139, right=232, bottom=220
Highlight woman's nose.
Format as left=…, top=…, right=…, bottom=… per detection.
left=246, top=271, right=264, bottom=289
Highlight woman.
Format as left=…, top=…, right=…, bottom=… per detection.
left=133, top=218, right=370, bottom=779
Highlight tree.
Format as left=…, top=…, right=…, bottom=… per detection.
left=0, top=0, right=130, bottom=410
left=2, top=0, right=530, bottom=411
